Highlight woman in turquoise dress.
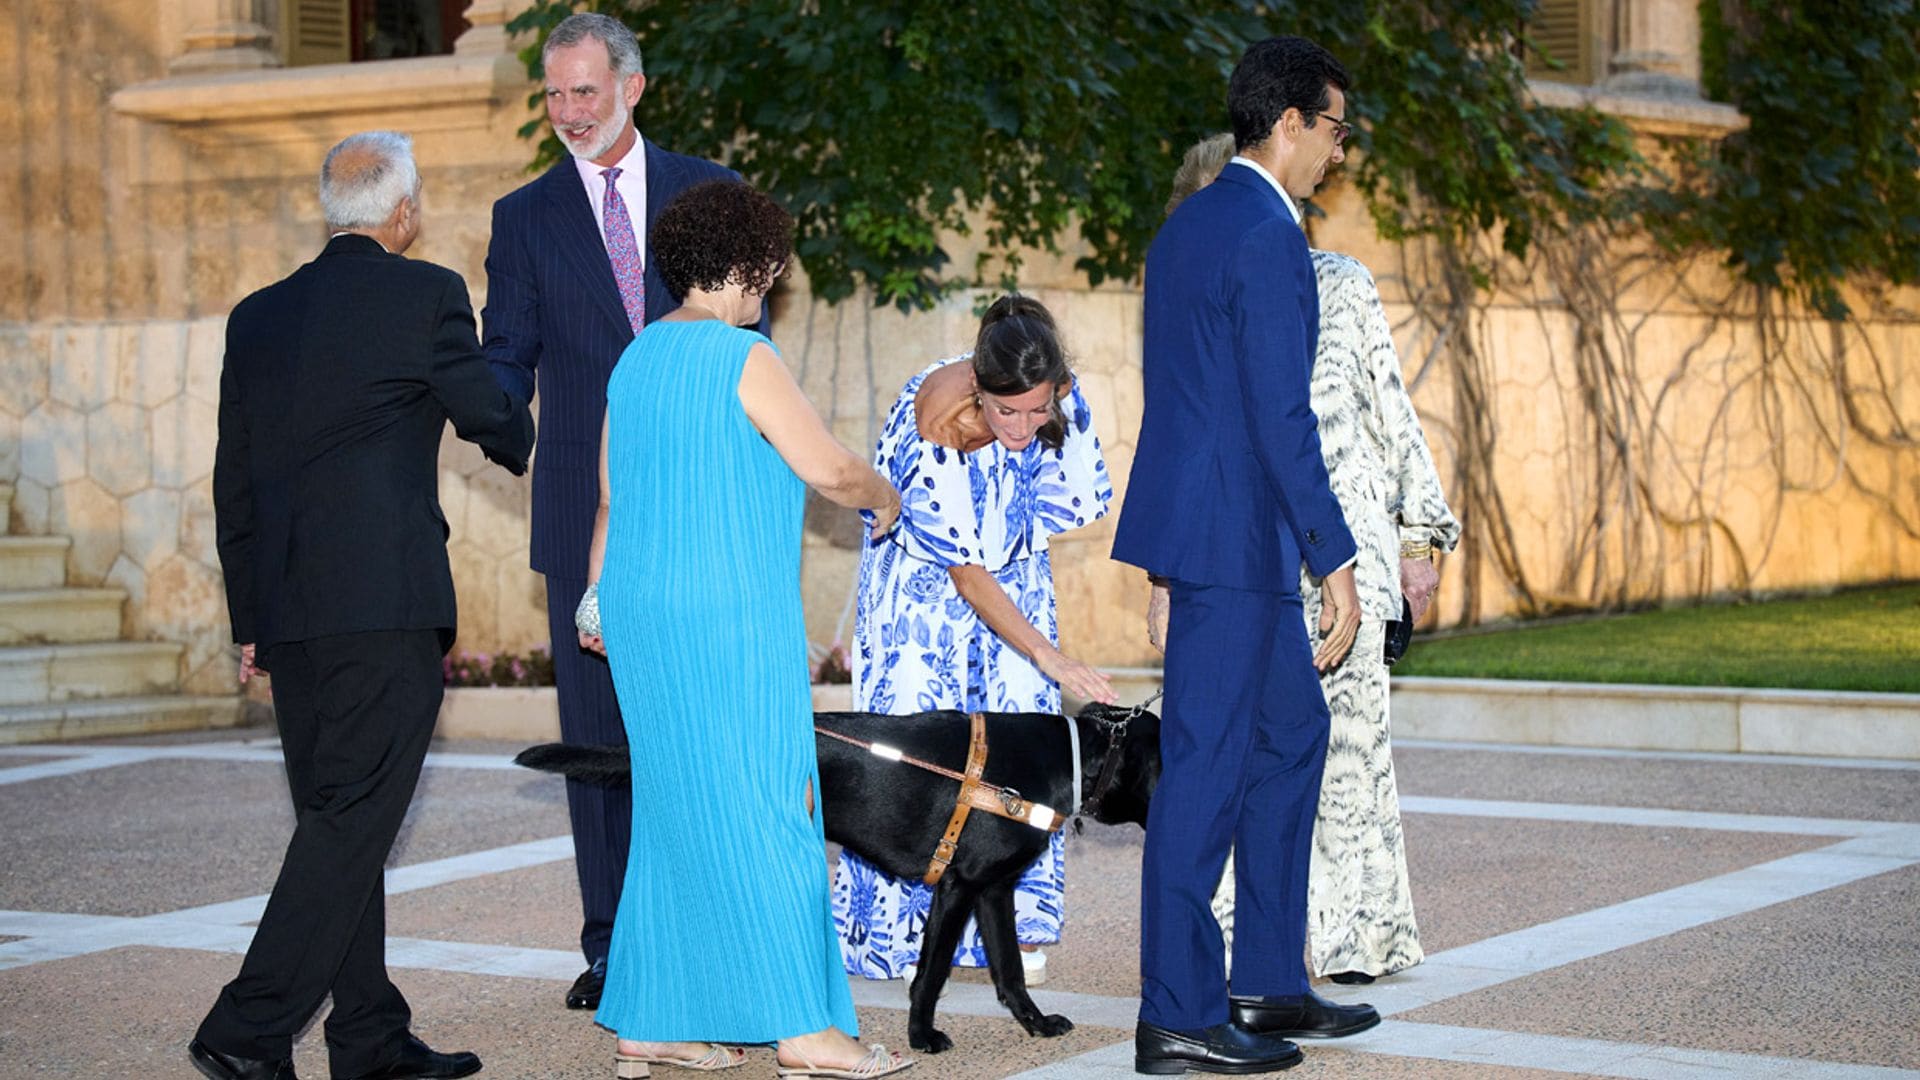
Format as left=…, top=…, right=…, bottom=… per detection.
left=576, top=181, right=909, bottom=1079
left=830, top=296, right=1117, bottom=987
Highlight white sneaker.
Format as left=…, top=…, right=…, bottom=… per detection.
left=1021, top=948, right=1048, bottom=986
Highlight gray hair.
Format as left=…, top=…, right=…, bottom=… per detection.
left=543, top=12, right=644, bottom=78
left=1167, top=133, right=1235, bottom=218
left=318, top=131, right=419, bottom=231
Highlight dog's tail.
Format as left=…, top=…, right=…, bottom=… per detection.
left=512, top=743, right=632, bottom=786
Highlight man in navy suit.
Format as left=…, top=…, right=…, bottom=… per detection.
left=480, top=12, right=753, bottom=1010
left=1113, top=36, right=1382, bottom=1074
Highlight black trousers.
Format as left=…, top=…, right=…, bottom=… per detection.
left=196, top=629, right=443, bottom=1076
left=544, top=574, right=631, bottom=964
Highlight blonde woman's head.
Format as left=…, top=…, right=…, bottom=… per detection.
left=1166, top=133, right=1236, bottom=217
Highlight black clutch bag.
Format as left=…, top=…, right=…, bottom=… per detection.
left=1383, top=595, right=1414, bottom=666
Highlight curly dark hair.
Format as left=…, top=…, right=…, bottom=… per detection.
left=973, top=294, right=1071, bottom=451
left=650, top=179, right=794, bottom=300
left=1229, top=36, right=1350, bottom=153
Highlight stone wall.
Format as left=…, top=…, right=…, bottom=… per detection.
left=4, top=0, right=1918, bottom=698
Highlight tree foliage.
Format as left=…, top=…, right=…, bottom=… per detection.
left=1663, top=0, right=1920, bottom=317
left=511, top=1, right=1270, bottom=307
left=507, top=0, right=1641, bottom=308
left=508, top=1, right=1919, bottom=320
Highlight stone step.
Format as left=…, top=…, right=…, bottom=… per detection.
left=0, top=694, right=244, bottom=745
left=0, top=641, right=185, bottom=707
left=0, top=588, right=127, bottom=646
left=0, top=483, right=13, bottom=532
left=0, top=536, right=72, bottom=589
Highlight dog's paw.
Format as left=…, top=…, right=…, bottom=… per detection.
left=1025, top=1014, right=1074, bottom=1038
left=909, top=1028, right=953, bottom=1054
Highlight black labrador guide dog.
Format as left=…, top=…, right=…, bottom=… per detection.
left=516, top=701, right=1162, bottom=1054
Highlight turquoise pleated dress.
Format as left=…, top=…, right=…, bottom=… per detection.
left=594, top=319, right=859, bottom=1043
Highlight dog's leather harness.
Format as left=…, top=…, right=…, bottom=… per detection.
left=814, top=712, right=1065, bottom=886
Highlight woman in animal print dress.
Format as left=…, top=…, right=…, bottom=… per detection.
left=1163, top=133, right=1461, bottom=984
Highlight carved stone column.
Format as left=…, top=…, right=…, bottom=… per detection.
left=1604, top=0, right=1702, bottom=98
left=168, top=0, right=278, bottom=74
left=455, top=0, right=531, bottom=56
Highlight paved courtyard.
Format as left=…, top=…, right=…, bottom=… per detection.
left=2, top=727, right=1917, bottom=1078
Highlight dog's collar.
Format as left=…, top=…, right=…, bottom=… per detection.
left=1082, top=715, right=1129, bottom=818
left=1079, top=689, right=1163, bottom=820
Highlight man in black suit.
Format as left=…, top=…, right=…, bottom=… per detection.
left=480, top=11, right=760, bottom=1010
left=191, top=131, right=533, bottom=1080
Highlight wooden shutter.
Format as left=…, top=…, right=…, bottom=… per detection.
left=1526, top=0, right=1595, bottom=83
left=284, top=0, right=352, bottom=66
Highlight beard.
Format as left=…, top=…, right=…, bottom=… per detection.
left=564, top=83, right=632, bottom=163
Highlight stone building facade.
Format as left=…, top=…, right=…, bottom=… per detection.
left=3, top=0, right=1916, bottom=702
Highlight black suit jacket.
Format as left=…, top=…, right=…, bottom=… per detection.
left=481, top=139, right=762, bottom=579
left=214, top=233, right=535, bottom=654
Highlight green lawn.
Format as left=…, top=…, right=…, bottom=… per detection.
left=1395, top=583, right=1920, bottom=693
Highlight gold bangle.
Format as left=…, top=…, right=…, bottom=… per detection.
left=1400, top=540, right=1433, bottom=560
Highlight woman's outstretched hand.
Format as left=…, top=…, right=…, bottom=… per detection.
left=1037, top=645, right=1117, bottom=705
left=578, top=631, right=605, bottom=657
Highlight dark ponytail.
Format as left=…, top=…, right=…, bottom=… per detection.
left=971, top=294, right=1072, bottom=450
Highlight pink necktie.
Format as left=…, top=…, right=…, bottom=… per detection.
left=602, top=167, right=646, bottom=334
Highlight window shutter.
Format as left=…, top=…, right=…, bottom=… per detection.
left=284, top=0, right=352, bottom=66
left=1526, top=0, right=1595, bottom=83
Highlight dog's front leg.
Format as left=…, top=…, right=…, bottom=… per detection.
left=907, top=879, right=973, bottom=1054
left=974, top=879, right=1073, bottom=1038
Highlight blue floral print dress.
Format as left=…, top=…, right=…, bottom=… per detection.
left=830, top=356, right=1112, bottom=978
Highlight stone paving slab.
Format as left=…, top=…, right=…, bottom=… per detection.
left=385, top=859, right=583, bottom=954
left=0, top=945, right=1128, bottom=1079
left=0, top=756, right=568, bottom=917
left=896, top=813, right=1832, bottom=1003
left=1398, top=745, right=1920, bottom=823
left=1401, top=815, right=1835, bottom=955
left=0, top=758, right=300, bottom=916
left=6, top=733, right=1919, bottom=1078
left=0, top=752, right=71, bottom=770
left=1398, top=863, right=1920, bottom=1070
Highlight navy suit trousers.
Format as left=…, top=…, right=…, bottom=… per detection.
left=1139, top=581, right=1330, bottom=1030
left=545, top=573, right=631, bottom=963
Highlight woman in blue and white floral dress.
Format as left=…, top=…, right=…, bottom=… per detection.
left=831, top=295, right=1116, bottom=986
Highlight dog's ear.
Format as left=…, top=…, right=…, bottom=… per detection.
left=1094, top=710, right=1161, bottom=829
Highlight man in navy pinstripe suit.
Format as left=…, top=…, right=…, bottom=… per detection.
left=480, top=12, right=759, bottom=1010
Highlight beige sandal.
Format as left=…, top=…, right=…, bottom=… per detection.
left=774, top=1043, right=912, bottom=1079
left=615, top=1044, right=747, bottom=1077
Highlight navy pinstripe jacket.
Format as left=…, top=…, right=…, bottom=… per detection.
left=481, top=139, right=753, bottom=580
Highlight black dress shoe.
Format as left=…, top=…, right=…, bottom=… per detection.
left=1134, top=1020, right=1302, bottom=1075
left=566, top=956, right=607, bottom=1009
left=347, top=1034, right=482, bottom=1079
left=188, top=1039, right=298, bottom=1080
left=1327, top=971, right=1375, bottom=985
left=1229, top=990, right=1380, bottom=1039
